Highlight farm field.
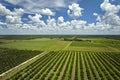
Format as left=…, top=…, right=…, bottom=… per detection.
left=0, top=35, right=120, bottom=51
left=0, top=38, right=69, bottom=51
left=1, top=51, right=120, bottom=80
left=0, top=35, right=120, bottom=80
left=0, top=48, right=43, bottom=74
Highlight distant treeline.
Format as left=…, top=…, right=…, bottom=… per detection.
left=63, top=38, right=91, bottom=42
left=0, top=35, right=73, bottom=40
left=0, top=35, right=120, bottom=40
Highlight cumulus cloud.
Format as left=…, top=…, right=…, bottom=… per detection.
left=22, top=24, right=30, bottom=29
left=57, top=16, right=87, bottom=30
left=57, top=16, right=72, bottom=30
left=0, top=3, right=25, bottom=30
left=67, top=3, right=83, bottom=19
left=0, top=3, right=24, bottom=16
left=22, top=24, right=38, bottom=30
left=28, top=14, right=46, bottom=28
left=47, top=17, right=56, bottom=28
left=58, top=16, right=64, bottom=23
left=71, top=20, right=86, bottom=29
left=0, top=2, right=87, bottom=33
left=100, top=0, right=120, bottom=14
left=0, top=3, right=24, bottom=25
left=0, top=3, right=12, bottom=15
left=5, top=8, right=24, bottom=24
left=13, top=8, right=24, bottom=16
left=0, top=0, right=120, bottom=34
left=40, top=8, right=55, bottom=16
left=93, top=0, right=120, bottom=31
left=6, top=15, right=22, bottom=24
left=28, top=14, right=42, bottom=23
left=100, top=0, right=120, bottom=26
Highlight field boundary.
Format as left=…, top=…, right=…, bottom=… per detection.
left=63, top=41, right=72, bottom=50
left=0, top=51, right=49, bottom=80
left=106, top=46, right=120, bottom=52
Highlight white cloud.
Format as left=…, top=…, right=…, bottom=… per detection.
left=0, top=3, right=24, bottom=16
left=71, top=20, right=86, bottom=29
left=58, top=16, right=64, bottom=23
left=87, top=23, right=95, bottom=29
left=0, top=3, right=24, bottom=26
left=0, top=0, right=120, bottom=35
left=47, top=17, right=56, bottom=29
left=28, top=14, right=42, bottom=23
left=28, top=14, right=46, bottom=28
left=0, top=21, right=6, bottom=30
left=57, top=17, right=87, bottom=30
left=22, top=24, right=30, bottom=29
left=5, top=0, right=66, bottom=8
left=0, top=3, right=12, bottom=15
left=5, top=0, right=78, bottom=8
left=13, top=8, right=24, bottom=16
left=4, top=0, right=78, bottom=14
left=93, top=13, right=102, bottom=22
left=0, top=4, right=26, bottom=31
left=67, top=3, right=83, bottom=19
left=93, top=0, right=120, bottom=31
left=0, top=21, right=6, bottom=25
left=0, top=3, right=24, bottom=15
left=4, top=0, right=21, bottom=5
left=57, top=17, right=72, bottom=30
left=40, top=8, right=55, bottom=16
left=22, top=24, right=38, bottom=30
left=6, top=24, right=22, bottom=29
left=100, top=0, right=120, bottom=14
left=6, top=15, right=22, bottom=24
left=5, top=8, right=24, bottom=25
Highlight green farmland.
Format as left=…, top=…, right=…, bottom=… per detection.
left=0, top=35, right=120, bottom=80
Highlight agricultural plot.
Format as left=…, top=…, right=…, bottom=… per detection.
left=0, top=38, right=69, bottom=51
left=0, top=48, right=43, bottom=74
left=70, top=41, right=105, bottom=47
left=66, top=46, right=117, bottom=52
left=0, top=36, right=120, bottom=51
left=2, top=51, right=120, bottom=80
left=0, top=36, right=120, bottom=80
left=67, top=39, right=120, bottom=52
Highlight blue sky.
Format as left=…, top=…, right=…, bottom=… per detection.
left=0, top=0, right=120, bottom=35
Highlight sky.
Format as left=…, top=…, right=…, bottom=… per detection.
left=0, top=0, right=120, bottom=35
